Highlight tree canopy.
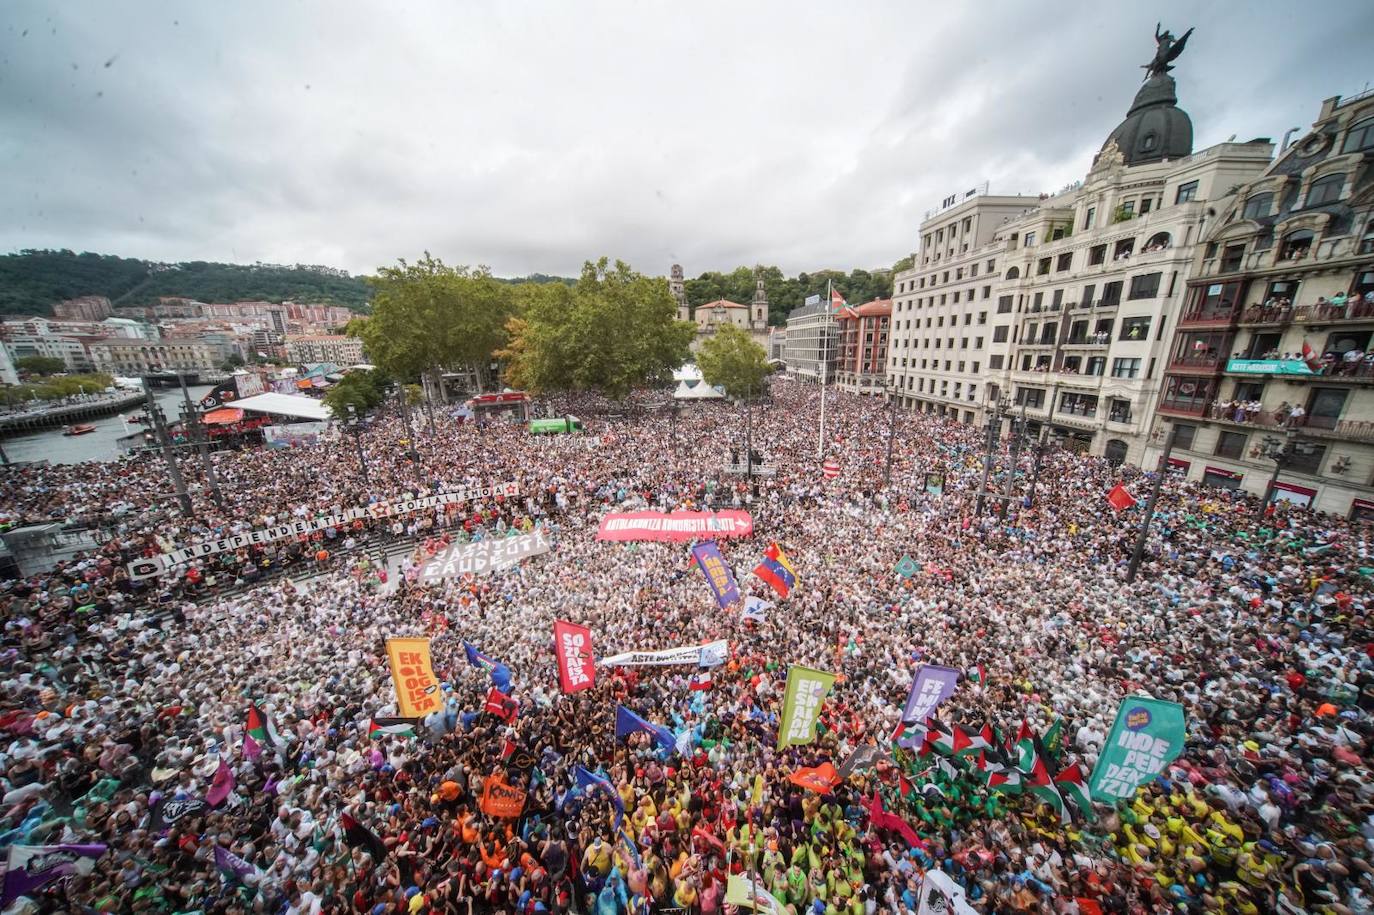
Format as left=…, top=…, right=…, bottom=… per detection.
left=357, top=255, right=517, bottom=390
left=500, top=258, right=694, bottom=398
left=696, top=324, right=770, bottom=400
left=681, top=264, right=899, bottom=327
left=14, top=356, right=67, bottom=376
left=321, top=370, right=389, bottom=417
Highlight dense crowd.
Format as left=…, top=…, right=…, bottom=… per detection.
left=0, top=378, right=1371, bottom=914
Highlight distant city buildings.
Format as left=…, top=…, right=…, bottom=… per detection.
left=285, top=334, right=365, bottom=365
left=783, top=296, right=839, bottom=383
left=51, top=295, right=113, bottom=322
left=672, top=264, right=771, bottom=353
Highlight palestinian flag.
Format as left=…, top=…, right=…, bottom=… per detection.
left=898, top=773, right=914, bottom=798
left=1013, top=720, right=1037, bottom=773
left=924, top=720, right=955, bottom=756
left=891, top=719, right=926, bottom=752
left=1027, top=753, right=1069, bottom=823
left=951, top=723, right=994, bottom=757
left=967, top=664, right=985, bottom=686
left=1055, top=763, right=1095, bottom=821
left=340, top=811, right=388, bottom=862
left=986, top=768, right=1023, bottom=794
left=245, top=703, right=281, bottom=759
left=369, top=717, right=418, bottom=739
left=1043, top=717, right=1065, bottom=759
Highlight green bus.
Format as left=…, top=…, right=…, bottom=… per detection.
left=530, top=416, right=583, bottom=435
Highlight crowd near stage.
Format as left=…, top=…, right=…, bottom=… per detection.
left=0, top=378, right=1369, bottom=915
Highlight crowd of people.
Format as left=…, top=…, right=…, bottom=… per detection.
left=0, top=377, right=1371, bottom=914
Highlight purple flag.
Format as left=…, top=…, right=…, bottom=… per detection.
left=901, top=664, right=961, bottom=724
left=2, top=844, right=107, bottom=905
left=214, top=844, right=257, bottom=882
left=691, top=542, right=740, bottom=609
left=206, top=758, right=235, bottom=807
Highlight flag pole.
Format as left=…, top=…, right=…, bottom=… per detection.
left=818, top=280, right=831, bottom=460
left=1126, top=422, right=1177, bottom=582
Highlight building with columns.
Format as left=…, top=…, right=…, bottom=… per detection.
left=1149, top=90, right=1374, bottom=516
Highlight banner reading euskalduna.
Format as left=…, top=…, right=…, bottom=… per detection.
left=1088, top=696, right=1185, bottom=803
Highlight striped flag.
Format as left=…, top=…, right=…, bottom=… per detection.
left=1055, top=763, right=1095, bottom=820
left=369, top=717, right=418, bottom=739
left=753, top=542, right=798, bottom=599
left=986, top=767, right=1023, bottom=794
left=688, top=669, right=713, bottom=691
left=1027, top=752, right=1068, bottom=823
left=967, top=664, right=985, bottom=686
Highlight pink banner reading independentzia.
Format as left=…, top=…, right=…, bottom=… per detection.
left=595, top=511, right=754, bottom=542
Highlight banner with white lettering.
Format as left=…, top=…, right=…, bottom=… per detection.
left=417, top=530, right=551, bottom=583
left=126, top=481, right=520, bottom=579
left=595, top=511, right=753, bottom=542
left=601, top=639, right=729, bottom=668
left=553, top=620, right=595, bottom=694
left=1088, top=696, right=1186, bottom=803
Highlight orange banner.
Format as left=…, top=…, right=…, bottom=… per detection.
left=788, top=762, right=841, bottom=794
left=385, top=637, right=442, bottom=719
left=480, top=775, right=528, bottom=818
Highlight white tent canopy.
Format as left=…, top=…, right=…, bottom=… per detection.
left=672, top=362, right=726, bottom=399
left=228, top=392, right=333, bottom=421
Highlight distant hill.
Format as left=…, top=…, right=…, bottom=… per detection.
left=0, top=250, right=373, bottom=315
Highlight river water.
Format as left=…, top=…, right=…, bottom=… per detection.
left=2, top=385, right=214, bottom=465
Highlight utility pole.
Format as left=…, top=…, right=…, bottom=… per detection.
left=883, top=386, right=897, bottom=489
left=144, top=382, right=193, bottom=517
left=975, top=405, right=998, bottom=517
left=999, top=408, right=1026, bottom=521
left=1126, top=423, right=1177, bottom=582
left=178, top=373, right=223, bottom=506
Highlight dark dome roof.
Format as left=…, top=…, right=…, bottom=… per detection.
left=1100, top=74, right=1193, bottom=167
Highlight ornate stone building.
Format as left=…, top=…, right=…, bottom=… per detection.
left=672, top=265, right=771, bottom=353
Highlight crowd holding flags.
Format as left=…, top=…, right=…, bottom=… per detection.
left=1106, top=483, right=1138, bottom=511
left=753, top=542, right=798, bottom=598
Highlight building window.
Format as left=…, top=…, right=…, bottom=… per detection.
left=1120, top=316, right=1151, bottom=340
left=1037, top=257, right=1052, bottom=276
left=1113, top=238, right=1135, bottom=259
left=1171, top=423, right=1196, bottom=449
left=1128, top=272, right=1162, bottom=300
left=1220, top=244, right=1246, bottom=273
left=1111, top=357, right=1141, bottom=378
left=1280, top=230, right=1314, bottom=261
left=1342, top=116, right=1374, bottom=153
left=1215, top=431, right=1248, bottom=459
left=977, top=311, right=987, bottom=325
left=1084, top=207, right=1096, bottom=230
left=1242, top=193, right=1273, bottom=220
left=1086, top=356, right=1106, bottom=376
left=1108, top=399, right=1132, bottom=423
left=1056, top=252, right=1073, bottom=272
left=1100, top=281, right=1123, bottom=307
left=1024, top=232, right=1036, bottom=247
left=1140, top=198, right=1154, bottom=215
left=1089, top=244, right=1107, bottom=266
left=997, top=295, right=1013, bottom=314
left=1306, top=174, right=1344, bottom=207
left=1059, top=392, right=1098, bottom=417
left=989, top=354, right=1004, bottom=370
left=1006, top=266, right=1021, bottom=280
left=1082, top=284, right=1096, bottom=307
left=993, top=326, right=1009, bottom=343
left=1175, top=180, right=1198, bottom=204
left=1016, top=387, right=1045, bottom=409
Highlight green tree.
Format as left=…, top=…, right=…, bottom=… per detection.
left=696, top=324, right=770, bottom=399
left=358, top=254, right=516, bottom=393
left=501, top=258, right=694, bottom=398
left=15, top=355, right=66, bottom=375
left=322, top=371, right=386, bottom=417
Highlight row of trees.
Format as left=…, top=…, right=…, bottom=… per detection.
left=682, top=261, right=908, bottom=327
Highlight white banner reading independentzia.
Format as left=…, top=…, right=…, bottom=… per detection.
left=417, top=529, right=552, bottom=583
left=126, top=481, right=520, bottom=579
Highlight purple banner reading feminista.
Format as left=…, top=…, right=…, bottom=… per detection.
left=691, top=541, right=740, bottom=609
left=2, top=843, right=107, bottom=905
left=901, top=664, right=961, bottom=724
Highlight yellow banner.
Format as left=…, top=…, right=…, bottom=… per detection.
left=386, top=637, right=442, bottom=719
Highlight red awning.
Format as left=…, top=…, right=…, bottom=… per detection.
left=203, top=408, right=245, bottom=425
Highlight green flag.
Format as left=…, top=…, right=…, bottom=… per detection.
left=1088, top=696, right=1186, bottom=803
left=1043, top=717, right=1064, bottom=759
left=777, top=665, right=836, bottom=749
left=894, top=554, right=920, bottom=579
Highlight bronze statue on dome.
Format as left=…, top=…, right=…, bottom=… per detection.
left=1143, top=23, right=1193, bottom=80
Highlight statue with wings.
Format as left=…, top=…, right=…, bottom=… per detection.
left=1143, top=23, right=1193, bottom=80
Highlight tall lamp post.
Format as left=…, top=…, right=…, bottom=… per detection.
left=1025, top=425, right=1048, bottom=509
left=1126, top=422, right=1178, bottom=583
left=882, top=382, right=898, bottom=490
left=1260, top=427, right=1315, bottom=507
left=974, top=394, right=1007, bottom=517
left=346, top=404, right=371, bottom=486
left=999, top=405, right=1027, bottom=521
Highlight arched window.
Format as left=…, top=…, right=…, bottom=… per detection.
left=1145, top=232, right=1172, bottom=251
left=1280, top=229, right=1314, bottom=261
left=1306, top=173, right=1344, bottom=207
left=1342, top=116, right=1374, bottom=154
left=1005, top=266, right=1020, bottom=280
left=1241, top=193, right=1273, bottom=220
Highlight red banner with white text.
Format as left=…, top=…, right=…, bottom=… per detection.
left=595, top=510, right=754, bottom=542
left=553, top=620, right=596, bottom=694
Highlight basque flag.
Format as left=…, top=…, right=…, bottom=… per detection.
left=753, top=542, right=798, bottom=599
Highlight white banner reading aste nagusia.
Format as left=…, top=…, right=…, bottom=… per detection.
left=418, top=530, right=552, bottom=583
left=127, top=482, right=520, bottom=580
left=600, top=640, right=729, bottom=668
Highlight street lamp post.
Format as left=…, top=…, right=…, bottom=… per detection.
left=975, top=399, right=1002, bottom=517
left=347, top=404, right=371, bottom=485
left=143, top=381, right=193, bottom=517
left=178, top=373, right=223, bottom=506
left=999, top=407, right=1026, bottom=521
left=883, top=384, right=898, bottom=490
left=1126, top=422, right=1178, bottom=583
left=1026, top=426, right=1048, bottom=509
left=1260, top=427, right=1314, bottom=508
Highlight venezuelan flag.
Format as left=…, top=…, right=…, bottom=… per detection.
left=753, top=542, right=798, bottom=598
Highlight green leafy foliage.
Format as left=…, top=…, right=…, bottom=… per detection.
left=682, top=265, right=893, bottom=326
left=696, top=324, right=770, bottom=399
left=500, top=258, right=694, bottom=398
left=321, top=370, right=388, bottom=417
left=1, top=373, right=114, bottom=405
left=0, top=250, right=372, bottom=314
left=15, top=356, right=67, bottom=375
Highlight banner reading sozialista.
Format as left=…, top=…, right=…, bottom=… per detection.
left=127, top=481, right=520, bottom=579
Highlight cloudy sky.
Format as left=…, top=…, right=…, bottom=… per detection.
left=3, top=1, right=1372, bottom=278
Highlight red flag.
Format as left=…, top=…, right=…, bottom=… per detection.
left=898, top=773, right=914, bottom=797
left=688, top=669, right=713, bottom=691
left=500, top=737, right=516, bottom=761
left=485, top=687, right=519, bottom=723
left=866, top=791, right=927, bottom=850
left=552, top=620, right=595, bottom=694
left=206, top=758, right=235, bottom=807
left=1106, top=484, right=1136, bottom=512
left=1301, top=340, right=1322, bottom=372
left=788, top=762, right=841, bottom=794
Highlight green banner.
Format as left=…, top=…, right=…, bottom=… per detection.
left=1225, top=358, right=1314, bottom=376
left=777, top=665, right=836, bottom=749
left=1088, top=696, right=1186, bottom=803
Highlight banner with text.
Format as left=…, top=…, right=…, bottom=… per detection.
left=479, top=775, right=528, bottom=818
left=778, top=665, right=837, bottom=749
left=691, top=541, right=740, bottom=608
left=418, top=529, right=552, bottom=583
left=128, top=481, right=520, bottom=579
left=553, top=620, right=595, bottom=694
left=901, top=664, right=961, bottom=725
left=596, top=510, right=753, bottom=542
left=601, top=639, right=729, bottom=668
left=1089, top=696, right=1186, bottom=803
left=385, top=637, right=443, bottom=719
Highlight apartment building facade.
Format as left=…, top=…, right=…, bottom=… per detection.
left=784, top=297, right=839, bottom=383
left=284, top=334, right=366, bottom=365
left=887, top=194, right=1042, bottom=423
left=1152, top=91, right=1374, bottom=515
left=835, top=299, right=891, bottom=395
